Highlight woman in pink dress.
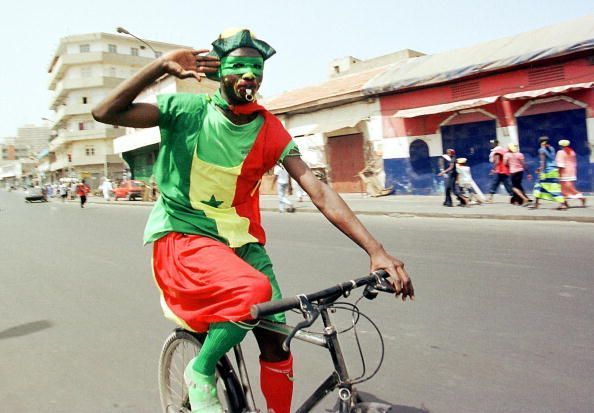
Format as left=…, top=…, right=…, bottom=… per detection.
left=556, top=139, right=586, bottom=207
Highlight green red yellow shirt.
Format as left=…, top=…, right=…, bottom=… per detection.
left=143, top=93, right=297, bottom=247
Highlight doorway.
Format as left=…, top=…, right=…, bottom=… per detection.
left=517, top=108, right=591, bottom=192
left=326, top=133, right=365, bottom=193
left=441, top=119, right=496, bottom=192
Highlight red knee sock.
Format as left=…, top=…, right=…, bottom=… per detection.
left=260, top=354, right=294, bottom=413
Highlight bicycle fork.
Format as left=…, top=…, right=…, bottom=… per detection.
left=296, top=306, right=355, bottom=413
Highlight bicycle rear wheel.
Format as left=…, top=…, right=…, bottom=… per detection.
left=159, top=328, right=246, bottom=413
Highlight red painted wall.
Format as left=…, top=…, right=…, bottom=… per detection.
left=379, top=57, right=594, bottom=137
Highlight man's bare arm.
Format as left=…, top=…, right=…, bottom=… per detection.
left=283, top=156, right=413, bottom=300
left=92, top=49, right=219, bottom=128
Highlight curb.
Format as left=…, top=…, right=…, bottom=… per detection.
left=72, top=198, right=594, bottom=223
left=259, top=206, right=594, bottom=223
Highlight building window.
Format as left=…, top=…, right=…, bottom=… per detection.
left=82, top=97, right=88, bottom=104
left=155, top=51, right=163, bottom=58
left=81, top=67, right=92, bottom=78
left=79, top=44, right=90, bottom=53
left=108, top=44, right=117, bottom=53
left=85, top=146, right=95, bottom=156
left=131, top=47, right=139, bottom=56
left=79, top=122, right=85, bottom=130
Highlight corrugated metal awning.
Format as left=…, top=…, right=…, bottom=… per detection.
left=503, top=82, right=594, bottom=100
left=393, top=96, right=499, bottom=118
left=113, top=127, right=160, bottom=154
left=314, top=118, right=364, bottom=134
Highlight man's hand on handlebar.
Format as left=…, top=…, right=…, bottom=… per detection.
left=370, top=249, right=414, bottom=302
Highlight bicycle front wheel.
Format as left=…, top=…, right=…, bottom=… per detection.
left=158, top=329, right=246, bottom=413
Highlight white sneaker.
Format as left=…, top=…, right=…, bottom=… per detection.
left=184, top=358, right=223, bottom=413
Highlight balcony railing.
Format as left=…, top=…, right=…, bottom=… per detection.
left=48, top=51, right=155, bottom=90
left=49, top=76, right=122, bottom=110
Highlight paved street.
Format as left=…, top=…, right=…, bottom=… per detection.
left=1, top=190, right=593, bottom=413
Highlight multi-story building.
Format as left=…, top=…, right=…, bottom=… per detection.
left=0, top=136, right=40, bottom=186
left=47, top=32, right=189, bottom=188
left=16, top=125, right=51, bottom=157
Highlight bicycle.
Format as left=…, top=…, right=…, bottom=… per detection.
left=159, top=270, right=397, bottom=413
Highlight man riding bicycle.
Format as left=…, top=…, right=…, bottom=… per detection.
left=92, top=28, right=414, bottom=413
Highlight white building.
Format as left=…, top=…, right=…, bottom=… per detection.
left=47, top=32, right=189, bottom=188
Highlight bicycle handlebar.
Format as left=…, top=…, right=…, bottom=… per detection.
left=251, top=270, right=391, bottom=319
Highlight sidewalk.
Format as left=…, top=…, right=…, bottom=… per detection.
left=74, top=193, right=594, bottom=223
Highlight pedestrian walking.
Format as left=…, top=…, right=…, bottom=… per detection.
left=271, top=164, right=295, bottom=212
left=556, top=139, right=586, bottom=208
left=456, top=158, right=485, bottom=205
left=150, top=180, right=159, bottom=202
left=437, top=149, right=467, bottom=206
left=100, top=177, right=113, bottom=201
left=504, top=144, right=531, bottom=206
left=70, top=182, right=77, bottom=200
left=59, top=182, right=68, bottom=202
left=487, top=140, right=512, bottom=202
left=530, top=136, right=567, bottom=210
left=76, top=179, right=91, bottom=208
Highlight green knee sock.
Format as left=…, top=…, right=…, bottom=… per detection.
left=193, top=322, right=249, bottom=376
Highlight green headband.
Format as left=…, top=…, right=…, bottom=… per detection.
left=219, top=56, right=264, bottom=78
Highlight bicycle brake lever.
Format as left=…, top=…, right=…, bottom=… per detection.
left=375, top=276, right=396, bottom=294
left=282, top=295, right=319, bottom=352
left=363, top=284, right=379, bottom=300
left=365, top=272, right=396, bottom=298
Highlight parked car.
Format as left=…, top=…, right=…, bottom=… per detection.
left=24, top=187, right=47, bottom=203
left=113, top=180, right=145, bottom=201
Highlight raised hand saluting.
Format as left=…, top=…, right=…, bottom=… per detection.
left=161, top=49, right=220, bottom=81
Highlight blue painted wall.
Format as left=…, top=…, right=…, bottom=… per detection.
left=384, top=156, right=443, bottom=195
left=382, top=111, right=592, bottom=195
left=441, top=120, right=497, bottom=193
left=517, top=109, right=591, bottom=192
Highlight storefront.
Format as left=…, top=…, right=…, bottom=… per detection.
left=366, top=16, right=594, bottom=194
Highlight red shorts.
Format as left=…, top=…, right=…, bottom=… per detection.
left=153, top=233, right=273, bottom=332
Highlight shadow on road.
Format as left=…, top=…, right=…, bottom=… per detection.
left=0, top=320, right=53, bottom=340
left=327, top=391, right=431, bottom=412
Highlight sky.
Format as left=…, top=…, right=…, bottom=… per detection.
left=0, top=0, right=592, bottom=138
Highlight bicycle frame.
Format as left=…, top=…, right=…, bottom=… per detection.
left=235, top=301, right=358, bottom=413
